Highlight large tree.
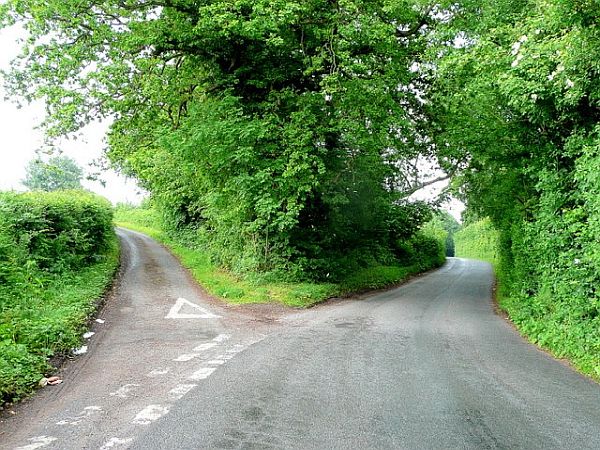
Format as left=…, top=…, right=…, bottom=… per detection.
left=22, top=155, right=84, bottom=191
left=1, top=1, right=442, bottom=277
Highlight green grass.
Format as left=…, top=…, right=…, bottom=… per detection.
left=115, top=207, right=435, bottom=309
left=0, top=236, right=120, bottom=403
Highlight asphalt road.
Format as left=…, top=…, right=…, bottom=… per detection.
left=2, top=229, right=600, bottom=449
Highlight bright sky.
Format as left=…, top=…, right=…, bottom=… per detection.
left=0, top=25, right=146, bottom=205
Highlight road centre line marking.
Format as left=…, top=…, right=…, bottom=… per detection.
left=193, top=342, right=218, bottom=352
left=174, top=353, right=199, bottom=362
left=147, top=368, right=170, bottom=377
left=100, top=437, right=134, bottom=449
left=110, top=384, right=140, bottom=398
left=133, top=405, right=170, bottom=425
left=188, top=367, right=216, bottom=381
left=168, top=384, right=198, bottom=400
left=15, top=436, right=57, bottom=450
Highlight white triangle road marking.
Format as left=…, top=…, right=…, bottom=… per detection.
left=165, top=297, right=221, bottom=319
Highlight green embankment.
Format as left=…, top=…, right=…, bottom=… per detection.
left=0, top=191, right=119, bottom=403
left=455, top=219, right=600, bottom=381
left=115, top=205, right=446, bottom=309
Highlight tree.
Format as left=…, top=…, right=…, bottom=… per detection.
left=22, top=156, right=83, bottom=192
left=1, top=1, right=442, bottom=278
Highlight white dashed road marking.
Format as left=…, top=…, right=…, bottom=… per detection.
left=147, top=368, right=171, bottom=378
left=193, top=342, right=218, bottom=352
left=168, top=384, right=197, bottom=400
left=213, top=333, right=231, bottom=342
left=15, top=436, right=57, bottom=450
left=173, top=353, right=199, bottom=362
left=208, top=359, right=226, bottom=365
left=133, top=405, right=170, bottom=425
left=100, top=437, right=134, bottom=449
left=189, top=367, right=216, bottom=381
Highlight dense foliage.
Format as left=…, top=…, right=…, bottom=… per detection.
left=453, top=218, right=499, bottom=266
left=22, top=155, right=84, bottom=191
left=1, top=0, right=443, bottom=279
left=432, top=1, right=600, bottom=378
left=0, top=191, right=118, bottom=402
left=3, top=0, right=599, bottom=376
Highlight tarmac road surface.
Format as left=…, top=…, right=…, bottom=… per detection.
left=2, top=229, right=600, bottom=449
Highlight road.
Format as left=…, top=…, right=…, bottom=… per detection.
left=2, top=228, right=600, bottom=449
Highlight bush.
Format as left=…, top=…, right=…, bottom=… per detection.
left=0, top=190, right=118, bottom=404
left=0, top=190, right=113, bottom=274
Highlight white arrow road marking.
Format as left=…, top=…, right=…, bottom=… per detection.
left=165, top=298, right=221, bottom=319
left=15, top=436, right=57, bottom=450
left=100, top=437, right=134, bottom=449
left=133, top=405, right=170, bottom=425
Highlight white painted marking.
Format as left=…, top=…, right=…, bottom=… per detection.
left=110, top=384, right=140, bottom=398
left=96, top=318, right=106, bottom=324
left=168, top=384, right=197, bottom=400
left=165, top=297, right=221, bottom=319
left=100, top=437, right=134, bottom=449
left=189, top=367, right=216, bottom=380
left=56, top=406, right=102, bottom=425
left=193, top=342, right=218, bottom=352
left=72, top=345, right=88, bottom=355
left=212, top=333, right=231, bottom=343
left=83, top=332, right=95, bottom=339
left=207, top=360, right=226, bottom=365
left=225, top=347, right=243, bottom=354
left=174, top=353, right=199, bottom=362
left=133, top=405, right=170, bottom=425
left=15, top=436, right=57, bottom=450
left=147, top=368, right=171, bottom=378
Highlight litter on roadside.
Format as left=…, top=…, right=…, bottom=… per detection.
left=72, top=345, right=88, bottom=355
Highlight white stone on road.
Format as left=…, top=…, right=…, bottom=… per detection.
left=165, top=298, right=221, bottom=319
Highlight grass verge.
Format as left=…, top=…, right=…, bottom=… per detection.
left=0, top=235, right=120, bottom=404
left=115, top=209, right=436, bottom=309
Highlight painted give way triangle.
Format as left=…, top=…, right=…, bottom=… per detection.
left=165, top=298, right=221, bottom=319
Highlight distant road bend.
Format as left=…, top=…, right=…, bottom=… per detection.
left=3, top=228, right=600, bottom=449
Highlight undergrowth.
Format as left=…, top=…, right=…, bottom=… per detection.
left=0, top=191, right=119, bottom=404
